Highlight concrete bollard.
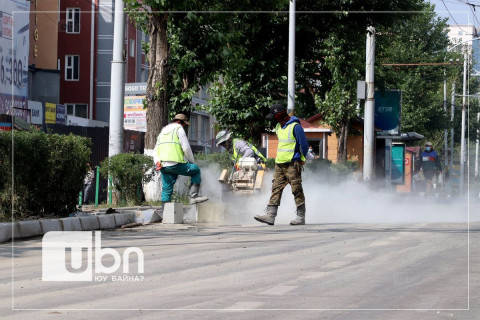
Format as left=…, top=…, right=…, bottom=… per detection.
left=196, top=202, right=225, bottom=224
left=162, top=203, right=184, bottom=224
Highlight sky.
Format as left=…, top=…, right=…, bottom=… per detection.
left=429, top=0, right=477, bottom=26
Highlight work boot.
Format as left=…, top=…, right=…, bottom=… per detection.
left=254, top=205, right=278, bottom=225
left=290, top=204, right=306, bottom=225
left=189, top=184, right=208, bottom=205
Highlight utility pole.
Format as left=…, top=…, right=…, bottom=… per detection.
left=108, top=0, right=126, bottom=158
left=460, top=50, right=467, bottom=193
left=287, top=0, right=295, bottom=114
left=476, top=111, right=479, bottom=180
left=363, top=26, right=375, bottom=182
left=451, top=81, right=455, bottom=170
left=444, top=71, right=448, bottom=168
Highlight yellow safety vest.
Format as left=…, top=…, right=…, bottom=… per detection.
left=155, top=126, right=185, bottom=163
left=275, top=122, right=305, bottom=164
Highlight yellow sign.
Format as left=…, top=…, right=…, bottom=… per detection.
left=45, top=102, right=56, bottom=124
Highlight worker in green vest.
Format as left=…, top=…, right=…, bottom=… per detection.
left=154, top=113, right=208, bottom=205
left=254, top=103, right=308, bottom=225
left=216, top=131, right=267, bottom=164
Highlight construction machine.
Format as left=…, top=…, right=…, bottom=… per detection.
left=218, top=157, right=265, bottom=194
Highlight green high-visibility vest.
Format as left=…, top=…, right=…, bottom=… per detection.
left=155, top=126, right=185, bottom=163
left=231, top=138, right=267, bottom=163
left=275, top=122, right=305, bottom=164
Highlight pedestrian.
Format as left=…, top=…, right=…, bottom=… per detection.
left=254, top=103, right=308, bottom=225
left=216, top=130, right=267, bottom=164
left=154, top=113, right=208, bottom=205
left=306, top=145, right=316, bottom=162
left=83, top=163, right=94, bottom=205
left=415, top=141, right=442, bottom=196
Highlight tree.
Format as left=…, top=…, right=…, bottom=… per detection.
left=208, top=1, right=428, bottom=159
left=375, top=5, right=454, bottom=136
left=125, top=1, right=284, bottom=149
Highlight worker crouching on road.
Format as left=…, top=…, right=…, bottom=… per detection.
left=216, top=130, right=267, bottom=165
left=154, top=114, right=208, bottom=205
left=254, top=103, right=308, bottom=226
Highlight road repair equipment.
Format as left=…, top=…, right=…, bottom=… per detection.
left=218, top=157, right=265, bottom=194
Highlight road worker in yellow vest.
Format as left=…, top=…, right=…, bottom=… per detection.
left=254, top=103, right=308, bottom=225
left=154, top=113, right=208, bottom=205
left=216, top=131, right=267, bottom=165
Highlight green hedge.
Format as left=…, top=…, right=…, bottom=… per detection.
left=100, top=153, right=154, bottom=206
left=0, top=131, right=91, bottom=221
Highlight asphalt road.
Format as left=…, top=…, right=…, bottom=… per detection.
left=1, top=220, right=479, bottom=320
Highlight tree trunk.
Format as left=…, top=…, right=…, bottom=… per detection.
left=337, top=119, right=350, bottom=162
left=144, top=13, right=169, bottom=150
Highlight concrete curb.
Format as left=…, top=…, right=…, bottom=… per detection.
left=0, top=223, right=13, bottom=243
left=40, top=220, right=62, bottom=233
left=97, top=214, right=116, bottom=230
left=79, top=216, right=100, bottom=231
left=113, top=213, right=134, bottom=227
left=0, top=212, right=138, bottom=243
left=59, top=217, right=82, bottom=231
left=16, top=220, right=43, bottom=239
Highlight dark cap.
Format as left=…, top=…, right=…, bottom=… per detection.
left=266, top=103, right=287, bottom=120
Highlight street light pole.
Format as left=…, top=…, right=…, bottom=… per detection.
left=363, top=26, right=375, bottom=182
left=460, top=49, right=467, bottom=193
left=287, top=0, right=296, bottom=114
left=108, top=0, right=126, bottom=158
left=451, top=81, right=455, bottom=171
left=444, top=70, right=448, bottom=168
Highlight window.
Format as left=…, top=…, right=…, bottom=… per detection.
left=189, top=115, right=197, bottom=141
left=200, top=116, right=209, bottom=142
left=129, top=39, right=135, bottom=57
left=458, top=31, right=463, bottom=36
left=65, top=55, right=79, bottom=80
left=66, top=8, right=80, bottom=33
left=66, top=103, right=88, bottom=118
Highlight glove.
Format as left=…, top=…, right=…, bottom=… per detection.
left=155, top=161, right=162, bottom=171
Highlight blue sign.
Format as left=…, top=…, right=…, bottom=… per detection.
left=375, top=90, right=401, bottom=135
left=56, top=104, right=66, bottom=125
left=391, top=144, right=405, bottom=184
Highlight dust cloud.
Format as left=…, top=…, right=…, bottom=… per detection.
left=199, top=164, right=476, bottom=225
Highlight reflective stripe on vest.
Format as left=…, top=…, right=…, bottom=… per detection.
left=156, top=126, right=185, bottom=163
left=276, top=122, right=302, bottom=163
left=232, top=138, right=240, bottom=162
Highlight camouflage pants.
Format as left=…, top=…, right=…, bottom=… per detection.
left=268, top=161, right=305, bottom=207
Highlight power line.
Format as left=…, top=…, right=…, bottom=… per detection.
left=442, top=0, right=471, bottom=32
